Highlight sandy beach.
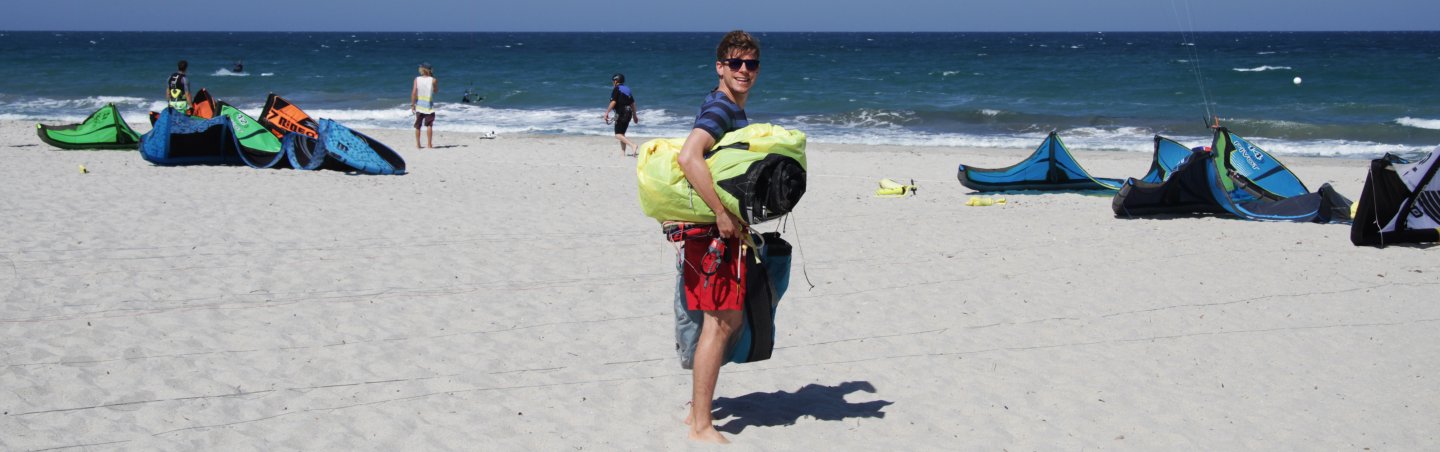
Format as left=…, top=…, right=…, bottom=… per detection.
left=2, top=118, right=1436, bottom=450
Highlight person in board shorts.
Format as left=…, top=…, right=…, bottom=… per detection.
left=165, top=60, right=191, bottom=112
left=410, top=62, right=439, bottom=148
left=604, top=73, right=639, bottom=156
left=670, top=30, right=760, bottom=444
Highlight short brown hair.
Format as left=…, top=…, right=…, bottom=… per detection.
left=715, top=30, right=760, bottom=61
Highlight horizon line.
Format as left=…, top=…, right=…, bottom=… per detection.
left=4, top=29, right=1440, bottom=33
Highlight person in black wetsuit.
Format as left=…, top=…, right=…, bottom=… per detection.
left=603, top=73, right=639, bottom=156
left=165, top=60, right=191, bottom=112
left=462, top=88, right=480, bottom=103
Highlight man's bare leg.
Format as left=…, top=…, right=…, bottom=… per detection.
left=616, top=134, right=637, bottom=156
left=426, top=126, right=434, bottom=148
left=690, top=309, right=742, bottom=443
left=414, top=128, right=421, bottom=149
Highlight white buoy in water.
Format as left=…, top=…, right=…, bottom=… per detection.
left=1293, top=76, right=1302, bottom=85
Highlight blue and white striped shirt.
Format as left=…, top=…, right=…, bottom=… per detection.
left=692, top=90, right=748, bottom=140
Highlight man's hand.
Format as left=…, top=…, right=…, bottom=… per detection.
left=715, top=211, right=743, bottom=239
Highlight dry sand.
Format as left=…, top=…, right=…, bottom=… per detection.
left=2, top=119, right=1436, bottom=450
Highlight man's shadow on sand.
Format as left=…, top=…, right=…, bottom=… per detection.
left=712, top=381, right=893, bottom=434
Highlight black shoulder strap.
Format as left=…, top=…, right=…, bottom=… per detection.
left=702, top=142, right=749, bottom=160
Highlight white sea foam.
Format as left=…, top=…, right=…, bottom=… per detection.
left=1248, top=139, right=1420, bottom=158
left=1233, top=65, right=1292, bottom=72
left=1064, top=126, right=1154, bottom=140
left=303, top=104, right=694, bottom=137
left=7, top=95, right=153, bottom=113
left=3, top=95, right=1422, bottom=159
left=798, top=125, right=1418, bottom=159
left=322, top=106, right=1419, bottom=158
left=3, top=95, right=260, bottom=124
left=1396, top=117, right=1440, bottom=130
left=1245, top=118, right=1309, bottom=129
left=211, top=69, right=249, bottom=77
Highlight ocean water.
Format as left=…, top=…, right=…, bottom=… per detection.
left=3, top=31, right=1439, bottom=158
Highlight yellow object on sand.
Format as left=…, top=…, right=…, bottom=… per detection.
left=966, top=196, right=1006, bottom=206
left=875, top=178, right=918, bottom=197
left=79, top=164, right=88, bottom=174
left=636, top=123, right=807, bottom=223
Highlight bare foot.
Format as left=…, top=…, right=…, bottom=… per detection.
left=688, top=425, right=729, bottom=444
left=682, top=402, right=693, bottom=425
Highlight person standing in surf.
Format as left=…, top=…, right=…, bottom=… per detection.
left=604, top=73, right=639, bottom=156
left=410, top=62, right=439, bottom=149
left=165, top=60, right=191, bottom=112
left=671, top=30, right=759, bottom=444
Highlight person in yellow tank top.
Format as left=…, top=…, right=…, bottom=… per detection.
left=410, top=62, right=439, bottom=148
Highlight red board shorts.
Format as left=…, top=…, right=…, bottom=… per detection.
left=414, top=112, right=435, bottom=129
left=679, top=234, right=746, bottom=312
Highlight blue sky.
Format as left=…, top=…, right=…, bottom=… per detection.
left=6, top=0, right=1438, bottom=32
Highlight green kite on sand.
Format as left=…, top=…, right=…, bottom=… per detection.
left=36, top=103, right=141, bottom=150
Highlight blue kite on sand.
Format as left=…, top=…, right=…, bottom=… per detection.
left=286, top=119, right=406, bottom=175
left=1112, top=127, right=1352, bottom=223
left=957, top=132, right=1191, bottom=192
left=139, top=107, right=242, bottom=166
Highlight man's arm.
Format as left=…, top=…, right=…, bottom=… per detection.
left=410, top=79, right=418, bottom=111
left=677, top=129, right=743, bottom=238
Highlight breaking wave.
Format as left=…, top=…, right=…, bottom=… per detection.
left=1396, top=117, right=1440, bottom=130
left=1233, top=65, right=1293, bottom=72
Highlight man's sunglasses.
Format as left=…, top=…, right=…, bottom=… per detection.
left=721, top=58, right=760, bottom=71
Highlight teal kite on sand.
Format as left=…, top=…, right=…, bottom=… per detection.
left=309, top=119, right=407, bottom=175
left=957, top=132, right=1122, bottom=191
left=956, top=132, right=1191, bottom=192
left=1112, top=127, right=1352, bottom=224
